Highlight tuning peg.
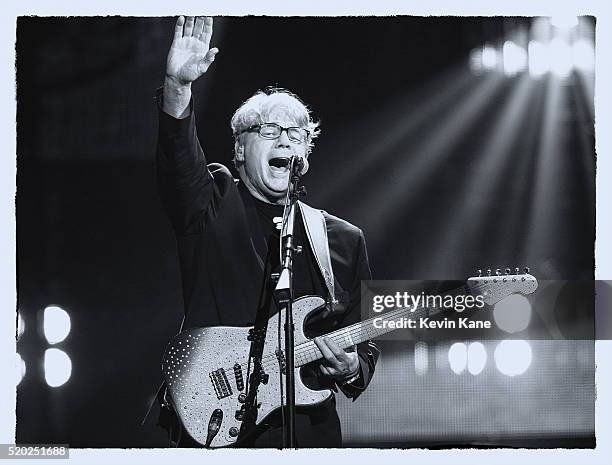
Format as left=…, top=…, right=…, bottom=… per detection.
left=505, top=268, right=511, bottom=274
left=477, top=269, right=482, bottom=277
left=487, top=269, right=492, bottom=276
left=515, top=267, right=520, bottom=274
left=496, top=268, right=502, bottom=276
left=524, top=266, right=530, bottom=274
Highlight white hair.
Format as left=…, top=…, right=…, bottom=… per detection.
left=230, top=88, right=320, bottom=155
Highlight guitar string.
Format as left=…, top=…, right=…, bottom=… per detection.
left=208, top=278, right=529, bottom=384
left=214, top=279, right=516, bottom=381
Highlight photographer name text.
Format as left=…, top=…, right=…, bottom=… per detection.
left=370, top=291, right=491, bottom=330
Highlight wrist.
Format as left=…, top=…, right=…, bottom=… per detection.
left=340, top=372, right=360, bottom=386
left=339, top=365, right=360, bottom=384
left=164, top=75, right=191, bottom=94
left=162, top=76, right=192, bottom=119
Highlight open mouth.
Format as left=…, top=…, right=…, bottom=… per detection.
left=268, top=157, right=291, bottom=170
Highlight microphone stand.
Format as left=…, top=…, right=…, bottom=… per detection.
left=274, top=157, right=305, bottom=449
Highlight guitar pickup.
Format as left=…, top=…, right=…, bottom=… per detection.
left=209, top=368, right=233, bottom=400
left=234, top=363, right=244, bottom=391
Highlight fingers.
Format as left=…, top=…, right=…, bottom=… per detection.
left=193, top=16, right=205, bottom=39
left=202, top=16, right=213, bottom=48
left=184, top=16, right=195, bottom=37
left=316, top=336, right=360, bottom=380
left=197, top=49, right=219, bottom=74
left=315, top=337, right=341, bottom=365
left=316, top=336, right=351, bottom=364
left=174, top=16, right=213, bottom=43
left=318, top=352, right=359, bottom=379
left=320, top=365, right=332, bottom=377
left=173, top=16, right=185, bottom=42
left=325, top=336, right=351, bottom=359
left=176, top=16, right=213, bottom=43
left=206, top=48, right=220, bottom=67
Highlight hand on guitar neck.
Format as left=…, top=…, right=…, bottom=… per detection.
left=314, top=336, right=360, bottom=382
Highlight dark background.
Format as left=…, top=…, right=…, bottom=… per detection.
left=16, top=17, right=595, bottom=447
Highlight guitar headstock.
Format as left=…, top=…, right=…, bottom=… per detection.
left=466, top=267, right=538, bottom=305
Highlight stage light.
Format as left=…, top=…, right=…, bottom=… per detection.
left=15, top=353, right=26, bottom=386
left=549, top=37, right=573, bottom=77
left=435, top=343, right=449, bottom=369
left=493, top=294, right=532, bottom=333
left=414, top=342, right=428, bottom=375
left=572, top=38, right=595, bottom=72
left=469, top=46, right=500, bottom=75
left=481, top=46, right=499, bottom=71
left=43, top=305, right=71, bottom=345
left=494, top=340, right=532, bottom=376
left=44, top=348, right=72, bottom=388
left=528, top=41, right=549, bottom=77
left=502, top=41, right=528, bottom=76
left=17, top=312, right=25, bottom=339
left=448, top=342, right=467, bottom=375
left=550, top=14, right=579, bottom=30
left=469, top=48, right=484, bottom=75
left=467, top=342, right=487, bottom=375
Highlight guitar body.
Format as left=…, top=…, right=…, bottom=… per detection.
left=161, top=270, right=538, bottom=448
left=162, top=295, right=331, bottom=448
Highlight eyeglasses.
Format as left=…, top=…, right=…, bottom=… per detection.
left=241, top=123, right=310, bottom=144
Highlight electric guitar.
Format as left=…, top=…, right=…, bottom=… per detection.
left=162, top=269, right=538, bottom=447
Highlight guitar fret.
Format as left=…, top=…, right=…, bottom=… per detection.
left=292, top=284, right=479, bottom=367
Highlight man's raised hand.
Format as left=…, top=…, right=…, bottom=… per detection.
left=163, top=16, right=218, bottom=118
left=166, top=16, right=219, bottom=86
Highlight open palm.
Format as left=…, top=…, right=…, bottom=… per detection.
left=166, top=16, right=219, bottom=85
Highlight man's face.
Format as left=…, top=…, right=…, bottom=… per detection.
left=237, top=110, right=309, bottom=204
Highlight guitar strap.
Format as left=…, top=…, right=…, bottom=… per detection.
left=298, top=202, right=338, bottom=308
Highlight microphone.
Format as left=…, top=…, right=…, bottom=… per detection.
left=292, top=156, right=307, bottom=176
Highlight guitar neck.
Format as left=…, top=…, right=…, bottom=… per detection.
left=294, top=285, right=468, bottom=367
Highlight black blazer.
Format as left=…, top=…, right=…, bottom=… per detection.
left=155, top=94, right=379, bottom=446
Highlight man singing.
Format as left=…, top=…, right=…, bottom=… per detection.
left=156, top=16, right=379, bottom=447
